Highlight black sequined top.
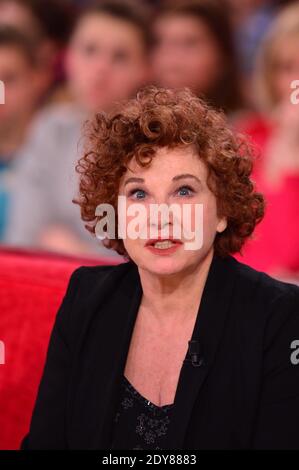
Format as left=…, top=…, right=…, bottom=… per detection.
left=110, top=375, right=175, bottom=450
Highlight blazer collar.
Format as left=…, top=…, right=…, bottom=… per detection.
left=68, top=253, right=238, bottom=449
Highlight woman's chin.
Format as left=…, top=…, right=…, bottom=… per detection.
left=141, top=254, right=188, bottom=276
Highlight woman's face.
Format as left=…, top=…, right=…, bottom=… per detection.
left=151, top=14, right=223, bottom=95
left=118, top=146, right=227, bottom=276
left=66, top=13, right=149, bottom=113
left=0, top=46, right=40, bottom=123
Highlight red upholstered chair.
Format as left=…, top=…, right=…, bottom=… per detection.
left=0, top=247, right=123, bottom=450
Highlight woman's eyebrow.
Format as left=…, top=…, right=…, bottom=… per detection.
left=124, top=174, right=202, bottom=187
left=124, top=177, right=145, bottom=186
left=172, top=174, right=202, bottom=185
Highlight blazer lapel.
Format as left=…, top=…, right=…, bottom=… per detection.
left=166, top=254, right=238, bottom=449
left=94, top=264, right=143, bottom=449
left=68, top=261, right=143, bottom=449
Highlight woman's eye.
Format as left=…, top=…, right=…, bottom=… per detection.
left=128, top=188, right=146, bottom=199
left=127, top=186, right=194, bottom=199
left=113, top=50, right=129, bottom=64
left=82, top=43, right=98, bottom=57
left=176, top=185, right=194, bottom=197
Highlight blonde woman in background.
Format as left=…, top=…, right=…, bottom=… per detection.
left=235, top=1, right=299, bottom=283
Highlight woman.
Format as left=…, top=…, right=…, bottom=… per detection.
left=234, top=2, right=299, bottom=280
left=150, top=0, right=243, bottom=116
left=21, top=86, right=299, bottom=450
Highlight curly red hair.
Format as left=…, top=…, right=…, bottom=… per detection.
left=74, top=86, right=264, bottom=258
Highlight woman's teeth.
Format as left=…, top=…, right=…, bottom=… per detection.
left=153, top=240, right=176, bottom=249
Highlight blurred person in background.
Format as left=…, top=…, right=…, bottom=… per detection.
left=150, top=0, right=244, bottom=117
left=0, top=26, right=48, bottom=240
left=234, top=1, right=299, bottom=282
left=0, top=0, right=76, bottom=242
left=4, top=0, right=151, bottom=257
left=227, top=0, right=278, bottom=105
left=65, top=0, right=151, bottom=114
left=0, top=0, right=76, bottom=102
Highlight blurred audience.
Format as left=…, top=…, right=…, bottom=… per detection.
left=0, top=1, right=76, bottom=241
left=150, top=0, right=244, bottom=116
left=4, top=0, right=151, bottom=257
left=0, top=26, right=48, bottom=239
left=0, top=0, right=76, bottom=102
left=235, top=1, right=299, bottom=281
left=0, top=27, right=45, bottom=155
left=1, top=0, right=299, bottom=274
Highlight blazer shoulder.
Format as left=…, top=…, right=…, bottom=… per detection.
left=232, top=256, right=299, bottom=303
left=231, top=257, right=299, bottom=343
left=70, top=260, right=132, bottom=282
left=65, top=260, right=136, bottom=300
left=53, top=261, right=136, bottom=345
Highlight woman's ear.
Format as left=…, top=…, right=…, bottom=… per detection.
left=216, top=217, right=227, bottom=234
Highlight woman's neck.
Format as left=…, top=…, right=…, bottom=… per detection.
left=137, top=248, right=214, bottom=326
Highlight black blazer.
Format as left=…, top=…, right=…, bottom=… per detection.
left=21, top=254, right=299, bottom=450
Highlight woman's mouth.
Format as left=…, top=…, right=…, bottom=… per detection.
left=145, top=239, right=183, bottom=255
